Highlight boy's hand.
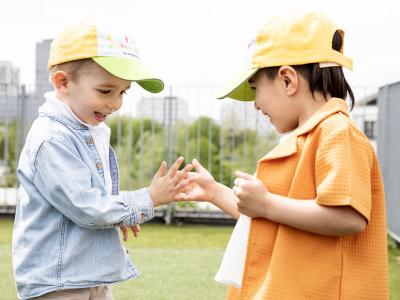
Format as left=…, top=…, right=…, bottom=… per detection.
left=120, top=225, right=140, bottom=241
left=233, top=171, right=271, bottom=218
left=149, top=156, right=194, bottom=207
left=175, top=159, right=217, bottom=203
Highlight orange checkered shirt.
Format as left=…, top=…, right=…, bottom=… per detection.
left=227, top=98, right=388, bottom=300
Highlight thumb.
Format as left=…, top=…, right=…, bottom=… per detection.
left=154, top=161, right=167, bottom=179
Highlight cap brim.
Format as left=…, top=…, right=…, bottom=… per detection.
left=92, top=56, right=164, bottom=93
left=216, top=68, right=259, bottom=101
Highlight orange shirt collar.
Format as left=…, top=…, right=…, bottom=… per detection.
left=293, top=97, right=349, bottom=137
left=259, top=98, right=349, bottom=162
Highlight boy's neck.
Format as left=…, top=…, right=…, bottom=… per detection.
left=55, top=90, right=69, bottom=104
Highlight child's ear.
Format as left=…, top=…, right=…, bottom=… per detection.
left=278, top=66, right=298, bottom=96
left=52, top=70, right=70, bottom=95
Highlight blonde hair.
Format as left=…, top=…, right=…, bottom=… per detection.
left=48, top=58, right=98, bottom=85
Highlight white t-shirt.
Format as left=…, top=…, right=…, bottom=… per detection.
left=214, top=133, right=290, bottom=288
left=41, top=92, right=112, bottom=196
left=214, top=214, right=250, bottom=288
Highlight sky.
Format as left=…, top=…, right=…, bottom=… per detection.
left=0, top=0, right=399, bottom=117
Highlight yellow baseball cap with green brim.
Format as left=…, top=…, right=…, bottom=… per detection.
left=216, top=12, right=353, bottom=101
left=216, top=68, right=258, bottom=101
left=48, top=18, right=164, bottom=93
left=92, top=56, right=164, bottom=93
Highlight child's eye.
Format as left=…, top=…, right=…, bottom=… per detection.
left=120, top=90, right=127, bottom=95
left=250, top=86, right=256, bottom=90
left=97, top=89, right=111, bottom=94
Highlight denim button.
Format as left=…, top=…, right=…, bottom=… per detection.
left=140, top=213, right=145, bottom=222
left=86, top=137, right=94, bottom=144
left=96, top=162, right=102, bottom=169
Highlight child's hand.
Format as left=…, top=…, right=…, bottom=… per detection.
left=149, top=156, right=194, bottom=207
left=233, top=171, right=270, bottom=218
left=175, top=159, right=217, bottom=202
left=120, top=225, right=140, bottom=241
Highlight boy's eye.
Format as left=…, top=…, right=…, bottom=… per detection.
left=120, top=90, right=127, bottom=95
left=250, top=86, right=256, bottom=90
left=97, top=89, right=111, bottom=94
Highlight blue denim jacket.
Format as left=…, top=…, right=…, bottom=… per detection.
left=13, top=110, right=155, bottom=299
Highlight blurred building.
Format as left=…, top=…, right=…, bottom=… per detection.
left=351, top=82, right=400, bottom=244
left=136, top=96, right=189, bottom=125
left=376, top=81, right=400, bottom=244
left=35, top=39, right=53, bottom=99
left=0, top=40, right=53, bottom=156
left=351, top=93, right=378, bottom=149
left=0, top=61, right=19, bottom=96
left=0, top=61, right=20, bottom=120
left=22, top=39, right=54, bottom=124
left=220, top=101, right=271, bottom=134
left=0, top=40, right=53, bottom=124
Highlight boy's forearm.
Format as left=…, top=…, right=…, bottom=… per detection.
left=265, top=193, right=367, bottom=236
left=211, top=182, right=240, bottom=219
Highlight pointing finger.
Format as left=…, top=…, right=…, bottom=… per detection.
left=235, top=170, right=255, bottom=181
left=168, top=156, right=185, bottom=177
left=192, top=159, right=206, bottom=173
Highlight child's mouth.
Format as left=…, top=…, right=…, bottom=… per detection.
left=94, top=112, right=107, bottom=122
left=264, top=113, right=271, bottom=122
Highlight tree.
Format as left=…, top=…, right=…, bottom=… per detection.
left=107, top=116, right=277, bottom=191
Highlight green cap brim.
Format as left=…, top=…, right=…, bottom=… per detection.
left=216, top=68, right=259, bottom=101
left=92, top=56, right=164, bottom=93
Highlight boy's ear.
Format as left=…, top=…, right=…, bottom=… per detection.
left=278, top=66, right=298, bottom=96
left=52, top=70, right=70, bottom=95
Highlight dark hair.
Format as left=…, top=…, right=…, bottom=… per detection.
left=264, top=30, right=355, bottom=110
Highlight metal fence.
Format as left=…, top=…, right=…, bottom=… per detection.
left=0, top=84, right=278, bottom=221
left=377, top=81, right=400, bottom=244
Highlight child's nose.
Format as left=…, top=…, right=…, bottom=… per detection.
left=107, top=97, right=122, bottom=111
left=254, top=102, right=260, bottom=110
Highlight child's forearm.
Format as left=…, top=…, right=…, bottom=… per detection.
left=265, top=193, right=367, bottom=236
left=211, top=182, right=240, bottom=219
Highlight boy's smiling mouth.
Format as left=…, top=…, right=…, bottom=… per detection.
left=94, top=111, right=107, bottom=122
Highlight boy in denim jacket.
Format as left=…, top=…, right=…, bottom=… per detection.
left=12, top=19, right=193, bottom=300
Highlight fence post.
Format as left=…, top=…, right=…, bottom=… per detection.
left=164, top=86, right=174, bottom=224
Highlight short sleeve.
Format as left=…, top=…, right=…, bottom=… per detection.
left=315, top=127, right=372, bottom=221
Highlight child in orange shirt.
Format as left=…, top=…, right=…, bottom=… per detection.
left=178, top=12, right=388, bottom=299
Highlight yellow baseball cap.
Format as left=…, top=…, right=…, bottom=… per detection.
left=217, top=12, right=353, bottom=101
left=48, top=19, right=164, bottom=93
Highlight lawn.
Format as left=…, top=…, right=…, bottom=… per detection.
left=1, top=217, right=400, bottom=299
left=0, top=217, right=231, bottom=300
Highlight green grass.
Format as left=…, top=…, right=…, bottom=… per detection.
left=389, top=237, right=400, bottom=300
left=113, top=224, right=232, bottom=299
left=2, top=217, right=400, bottom=299
left=0, top=217, right=231, bottom=300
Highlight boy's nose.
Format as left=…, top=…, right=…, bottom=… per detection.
left=107, top=97, right=122, bottom=111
